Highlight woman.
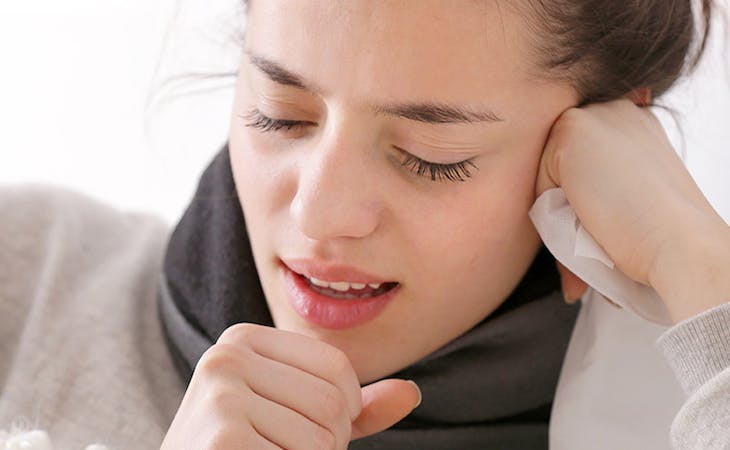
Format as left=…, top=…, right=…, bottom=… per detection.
left=1, top=0, right=728, bottom=449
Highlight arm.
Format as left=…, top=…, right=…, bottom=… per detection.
left=532, top=97, right=730, bottom=447
left=652, top=219, right=730, bottom=449
left=657, top=301, right=730, bottom=449
left=649, top=214, right=730, bottom=324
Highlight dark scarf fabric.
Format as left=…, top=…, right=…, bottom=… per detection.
left=158, top=145, right=580, bottom=449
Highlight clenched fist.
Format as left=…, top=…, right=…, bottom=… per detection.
left=161, top=323, right=421, bottom=449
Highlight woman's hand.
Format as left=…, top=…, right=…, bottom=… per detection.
left=160, top=323, right=421, bottom=450
left=536, top=97, right=730, bottom=323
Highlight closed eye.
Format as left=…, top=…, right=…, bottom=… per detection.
left=241, top=108, right=312, bottom=133
left=241, top=108, right=478, bottom=183
left=398, top=148, right=478, bottom=183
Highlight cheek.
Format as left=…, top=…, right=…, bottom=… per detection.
left=229, top=75, right=298, bottom=222
left=401, top=149, right=542, bottom=284
left=230, top=130, right=296, bottom=220
left=229, top=136, right=307, bottom=281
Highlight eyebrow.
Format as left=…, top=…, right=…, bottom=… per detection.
left=247, top=52, right=505, bottom=125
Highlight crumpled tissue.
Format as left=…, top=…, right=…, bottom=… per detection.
left=531, top=188, right=683, bottom=450
left=529, top=187, right=672, bottom=325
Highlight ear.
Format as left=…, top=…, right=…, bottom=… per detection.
left=625, top=87, right=652, bottom=107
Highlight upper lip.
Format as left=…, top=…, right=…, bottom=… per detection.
left=282, top=258, right=395, bottom=284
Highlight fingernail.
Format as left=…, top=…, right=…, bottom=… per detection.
left=563, top=293, right=580, bottom=304
left=407, top=380, right=422, bottom=409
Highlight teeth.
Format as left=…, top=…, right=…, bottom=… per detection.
left=329, top=281, right=351, bottom=292
left=309, top=277, right=329, bottom=288
left=306, top=277, right=381, bottom=291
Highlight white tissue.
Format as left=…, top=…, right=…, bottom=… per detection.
left=529, top=188, right=672, bottom=325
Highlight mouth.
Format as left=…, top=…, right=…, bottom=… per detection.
left=299, top=274, right=400, bottom=300
left=279, top=260, right=401, bottom=329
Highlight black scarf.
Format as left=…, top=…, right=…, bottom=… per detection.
left=158, top=145, right=580, bottom=449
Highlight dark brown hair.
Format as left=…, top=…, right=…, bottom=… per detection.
left=515, top=0, right=717, bottom=105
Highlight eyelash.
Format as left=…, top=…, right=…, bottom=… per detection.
left=242, top=109, right=309, bottom=133
left=398, top=151, right=477, bottom=183
left=242, top=108, right=478, bottom=183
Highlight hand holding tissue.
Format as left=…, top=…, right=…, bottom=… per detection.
left=532, top=97, right=730, bottom=450
left=533, top=98, right=730, bottom=324
left=529, top=187, right=672, bottom=324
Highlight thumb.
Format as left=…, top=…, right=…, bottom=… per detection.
left=350, top=379, right=421, bottom=441
left=534, top=112, right=564, bottom=198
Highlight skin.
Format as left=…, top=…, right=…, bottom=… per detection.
left=535, top=99, right=730, bottom=324
left=229, top=0, right=579, bottom=384
left=161, top=1, right=730, bottom=448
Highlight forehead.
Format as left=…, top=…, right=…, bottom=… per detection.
left=244, top=0, right=537, bottom=107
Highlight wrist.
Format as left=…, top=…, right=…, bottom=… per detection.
left=649, top=210, right=730, bottom=324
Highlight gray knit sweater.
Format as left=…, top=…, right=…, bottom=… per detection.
left=0, top=185, right=728, bottom=449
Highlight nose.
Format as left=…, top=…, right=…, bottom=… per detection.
left=290, top=134, right=381, bottom=241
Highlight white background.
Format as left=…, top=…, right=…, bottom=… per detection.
left=1, top=1, right=729, bottom=226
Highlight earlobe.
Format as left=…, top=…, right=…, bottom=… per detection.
left=625, top=87, right=652, bottom=107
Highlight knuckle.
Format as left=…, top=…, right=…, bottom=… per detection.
left=204, top=385, right=245, bottom=414
left=556, top=107, right=588, bottom=136
left=197, top=390, right=259, bottom=445
left=196, top=345, right=234, bottom=375
left=310, top=425, right=337, bottom=450
left=203, top=428, right=256, bottom=450
left=318, top=383, right=347, bottom=422
left=546, top=109, right=588, bottom=170
left=196, top=343, right=252, bottom=377
left=560, top=106, right=585, bottom=122
left=217, top=322, right=260, bottom=346
left=322, top=346, right=352, bottom=379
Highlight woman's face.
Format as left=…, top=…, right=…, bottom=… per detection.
left=229, top=0, right=579, bottom=383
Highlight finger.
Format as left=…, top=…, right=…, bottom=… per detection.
left=209, top=426, right=284, bottom=450
left=555, top=261, right=588, bottom=304
left=248, top=389, right=344, bottom=450
left=233, top=347, right=351, bottom=446
left=536, top=87, right=652, bottom=199
left=554, top=262, right=622, bottom=309
left=351, top=379, right=421, bottom=441
left=217, top=324, right=362, bottom=421
left=534, top=110, right=567, bottom=197
left=248, top=433, right=285, bottom=450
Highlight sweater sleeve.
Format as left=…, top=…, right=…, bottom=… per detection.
left=656, top=301, right=730, bottom=449
left=0, top=185, right=169, bottom=391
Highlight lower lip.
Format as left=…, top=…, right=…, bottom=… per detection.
left=281, top=264, right=400, bottom=329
